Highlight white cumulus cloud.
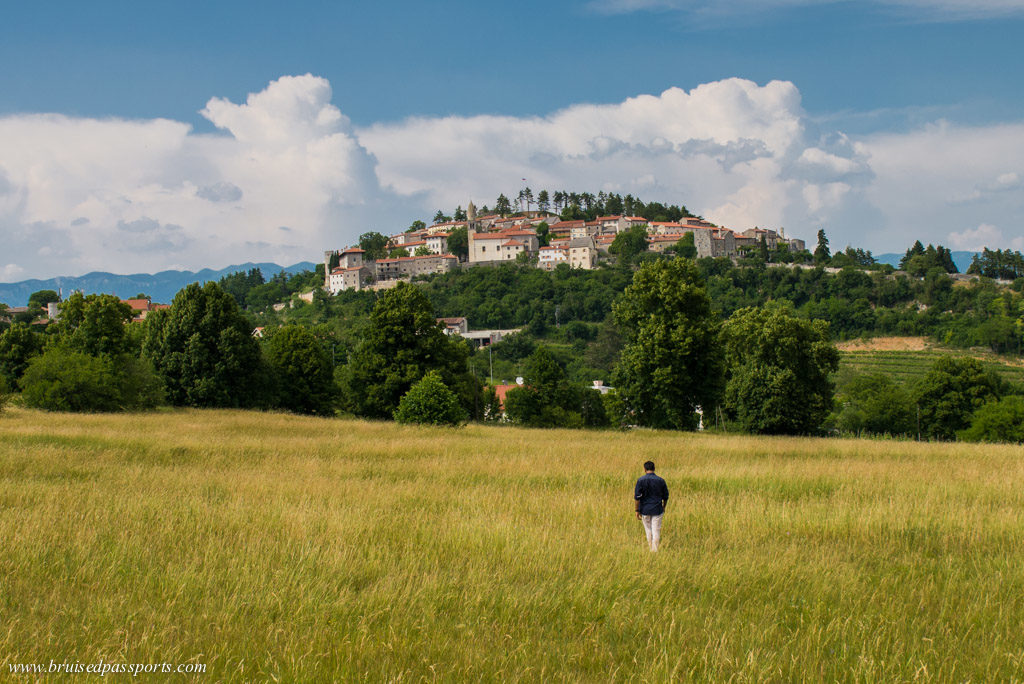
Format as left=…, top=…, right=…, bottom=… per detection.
left=0, top=74, right=1022, bottom=281
left=0, top=74, right=411, bottom=280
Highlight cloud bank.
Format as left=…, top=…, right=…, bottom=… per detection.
left=588, top=0, right=1024, bottom=20
left=0, top=74, right=1021, bottom=281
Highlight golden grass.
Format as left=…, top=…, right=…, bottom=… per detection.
left=2, top=407, right=1024, bottom=681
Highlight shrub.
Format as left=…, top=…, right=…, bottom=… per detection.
left=20, top=349, right=121, bottom=412
left=959, top=396, right=1024, bottom=444
left=394, top=371, right=466, bottom=426
left=833, top=374, right=915, bottom=437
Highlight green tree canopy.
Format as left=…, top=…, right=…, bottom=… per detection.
left=612, top=259, right=724, bottom=430
left=53, top=292, right=134, bottom=358
left=264, top=324, right=337, bottom=416
left=447, top=226, right=469, bottom=260
left=359, top=231, right=390, bottom=260
left=671, top=232, right=697, bottom=259
left=959, top=396, right=1024, bottom=443
left=394, top=371, right=466, bottom=426
left=28, top=289, right=60, bottom=309
left=19, top=349, right=122, bottom=412
left=832, top=373, right=915, bottom=437
left=720, top=304, right=839, bottom=435
left=813, top=229, right=831, bottom=265
left=914, top=356, right=1004, bottom=440
left=142, top=282, right=267, bottom=408
left=339, top=282, right=477, bottom=419
left=609, top=225, right=649, bottom=263
left=495, top=194, right=512, bottom=216
left=0, top=322, right=43, bottom=385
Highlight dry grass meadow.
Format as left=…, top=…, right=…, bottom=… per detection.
left=2, top=407, right=1024, bottom=681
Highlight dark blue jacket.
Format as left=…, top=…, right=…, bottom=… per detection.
left=634, top=472, right=669, bottom=516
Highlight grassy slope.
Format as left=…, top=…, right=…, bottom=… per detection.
left=2, top=409, right=1024, bottom=681
left=839, top=347, right=1024, bottom=389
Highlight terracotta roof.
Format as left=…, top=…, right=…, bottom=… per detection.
left=342, top=247, right=365, bottom=254
left=502, top=240, right=525, bottom=247
left=597, top=215, right=622, bottom=221
left=121, top=298, right=150, bottom=312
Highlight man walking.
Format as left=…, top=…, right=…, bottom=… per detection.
left=634, top=460, right=669, bottom=552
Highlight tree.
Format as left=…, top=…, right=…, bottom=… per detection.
left=28, top=290, right=60, bottom=309
left=394, top=371, right=466, bottom=426
left=959, top=396, right=1024, bottom=443
left=0, top=322, right=43, bottom=385
left=720, top=305, right=839, bottom=435
left=447, top=226, right=469, bottom=260
left=832, top=374, right=915, bottom=436
left=52, top=292, right=134, bottom=358
left=612, top=259, right=724, bottom=430
left=609, top=225, right=649, bottom=263
left=19, top=349, right=121, bottom=412
left=433, top=210, right=451, bottom=224
left=389, top=246, right=410, bottom=258
left=535, top=221, right=550, bottom=247
left=339, top=282, right=477, bottom=419
left=358, top=231, right=390, bottom=260
left=495, top=194, right=512, bottom=216
left=537, top=190, right=550, bottom=212
left=503, top=347, right=586, bottom=428
left=671, top=232, right=697, bottom=259
left=453, top=206, right=467, bottom=222
left=407, top=220, right=426, bottom=233
left=914, top=356, right=1004, bottom=440
left=813, top=229, right=831, bottom=265
left=414, top=245, right=433, bottom=257
left=219, top=267, right=265, bottom=308
left=264, top=325, right=337, bottom=415
left=142, top=282, right=267, bottom=408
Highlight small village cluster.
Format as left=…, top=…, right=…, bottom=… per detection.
left=323, top=201, right=806, bottom=294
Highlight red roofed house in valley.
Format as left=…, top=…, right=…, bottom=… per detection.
left=120, top=298, right=169, bottom=322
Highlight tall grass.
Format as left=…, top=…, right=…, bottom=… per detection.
left=2, top=408, right=1024, bottom=680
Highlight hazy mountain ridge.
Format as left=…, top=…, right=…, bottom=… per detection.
left=0, top=262, right=317, bottom=307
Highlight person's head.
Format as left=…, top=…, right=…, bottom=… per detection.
left=643, top=461, right=655, bottom=473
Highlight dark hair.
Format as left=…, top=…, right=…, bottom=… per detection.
left=643, top=461, right=655, bottom=472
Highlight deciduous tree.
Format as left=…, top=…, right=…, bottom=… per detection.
left=339, top=282, right=477, bottom=419
left=142, top=282, right=267, bottom=408
left=612, top=259, right=724, bottom=430
left=720, top=304, right=839, bottom=435
left=264, top=324, right=337, bottom=415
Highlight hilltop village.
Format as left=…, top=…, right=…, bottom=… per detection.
left=323, top=201, right=806, bottom=294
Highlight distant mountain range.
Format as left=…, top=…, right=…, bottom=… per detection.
left=0, top=262, right=317, bottom=307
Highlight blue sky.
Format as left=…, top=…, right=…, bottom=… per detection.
left=1, top=0, right=1023, bottom=279
left=3, top=0, right=1021, bottom=129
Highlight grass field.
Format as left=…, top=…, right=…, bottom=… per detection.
left=3, top=408, right=1024, bottom=681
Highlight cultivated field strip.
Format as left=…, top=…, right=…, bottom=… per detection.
left=2, top=409, right=1024, bottom=681
left=840, top=349, right=1024, bottom=386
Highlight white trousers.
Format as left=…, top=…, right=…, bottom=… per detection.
left=641, top=514, right=663, bottom=551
